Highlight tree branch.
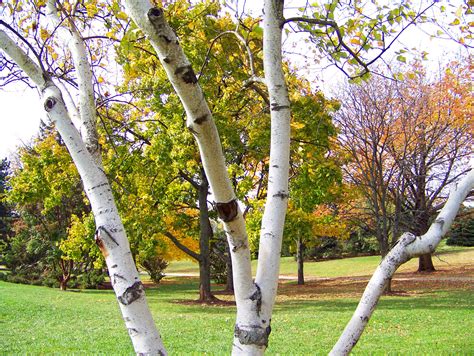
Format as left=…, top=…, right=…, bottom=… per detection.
left=331, top=169, right=474, bottom=355
left=163, top=231, right=201, bottom=262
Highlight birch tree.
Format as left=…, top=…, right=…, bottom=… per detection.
left=0, top=2, right=165, bottom=353
left=331, top=169, right=474, bottom=355
left=1, top=0, right=473, bottom=355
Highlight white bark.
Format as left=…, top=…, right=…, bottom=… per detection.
left=238, top=0, right=291, bottom=354
left=122, top=0, right=258, bottom=347
left=46, top=0, right=101, bottom=162
left=0, top=28, right=165, bottom=355
left=331, top=169, right=474, bottom=356
left=123, top=2, right=292, bottom=353
left=0, top=30, right=45, bottom=86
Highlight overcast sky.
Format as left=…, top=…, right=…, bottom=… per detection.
left=0, top=85, right=43, bottom=159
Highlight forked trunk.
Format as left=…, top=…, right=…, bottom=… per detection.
left=59, top=278, right=69, bottom=291
left=58, top=259, right=73, bottom=291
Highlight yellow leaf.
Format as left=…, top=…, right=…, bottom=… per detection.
left=97, top=76, right=104, bottom=83
left=291, top=122, right=305, bottom=130
left=85, top=3, right=98, bottom=17
left=117, top=11, right=128, bottom=21
left=106, top=31, right=116, bottom=40
left=350, top=38, right=361, bottom=45
left=40, top=28, right=49, bottom=41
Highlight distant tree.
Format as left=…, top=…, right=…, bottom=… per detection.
left=285, top=204, right=348, bottom=285
left=336, top=77, right=400, bottom=259
left=4, top=132, right=104, bottom=290
left=388, top=60, right=473, bottom=271
left=0, top=158, right=12, bottom=250
left=336, top=60, right=473, bottom=274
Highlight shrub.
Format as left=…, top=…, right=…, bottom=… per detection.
left=447, top=218, right=474, bottom=247
left=140, top=256, right=168, bottom=284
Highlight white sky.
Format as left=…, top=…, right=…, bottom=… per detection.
left=0, top=85, right=43, bottom=159
left=0, top=1, right=470, bottom=160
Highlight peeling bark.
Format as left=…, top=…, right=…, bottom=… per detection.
left=118, top=281, right=145, bottom=305
left=234, top=324, right=271, bottom=347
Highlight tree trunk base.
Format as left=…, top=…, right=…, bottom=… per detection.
left=417, top=253, right=436, bottom=272
left=197, top=293, right=220, bottom=304
left=382, top=277, right=392, bottom=294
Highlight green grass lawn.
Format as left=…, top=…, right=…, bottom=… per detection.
left=1, top=245, right=473, bottom=354
left=167, top=242, right=474, bottom=278
left=1, top=279, right=472, bottom=354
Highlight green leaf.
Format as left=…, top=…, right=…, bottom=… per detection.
left=397, top=55, right=406, bottom=63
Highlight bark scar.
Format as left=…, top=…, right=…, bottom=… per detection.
left=435, top=218, right=445, bottom=229
left=231, top=240, right=247, bottom=253
left=273, top=191, right=289, bottom=200
left=44, top=97, right=57, bottom=112
left=194, top=114, right=209, bottom=125
left=117, top=281, right=145, bottom=305
left=400, top=232, right=417, bottom=246
left=248, top=283, right=262, bottom=316
left=234, top=323, right=271, bottom=347
left=96, top=226, right=119, bottom=246
left=112, top=273, right=126, bottom=286
left=270, top=103, right=290, bottom=112
left=175, top=65, right=198, bottom=84
left=216, top=199, right=239, bottom=222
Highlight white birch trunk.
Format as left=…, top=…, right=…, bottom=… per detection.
left=331, top=169, right=474, bottom=355
left=244, top=1, right=291, bottom=353
left=0, top=29, right=165, bottom=355
left=123, top=1, right=292, bottom=353
left=122, top=1, right=259, bottom=348
left=46, top=0, right=101, bottom=163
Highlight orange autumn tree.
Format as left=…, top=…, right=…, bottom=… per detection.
left=337, top=58, right=473, bottom=274
left=387, top=58, right=473, bottom=271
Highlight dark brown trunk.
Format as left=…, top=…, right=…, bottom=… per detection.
left=379, top=237, right=390, bottom=258
left=380, top=251, right=392, bottom=294
left=59, top=259, right=72, bottom=291
left=416, top=215, right=436, bottom=272
left=385, top=278, right=392, bottom=293
left=379, top=230, right=392, bottom=292
left=418, top=253, right=436, bottom=272
left=225, top=242, right=234, bottom=293
left=198, top=170, right=217, bottom=302
left=297, top=236, right=304, bottom=285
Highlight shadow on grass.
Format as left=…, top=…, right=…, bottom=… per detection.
left=273, top=290, right=472, bottom=313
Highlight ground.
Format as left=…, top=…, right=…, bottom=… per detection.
left=1, top=245, right=472, bottom=354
